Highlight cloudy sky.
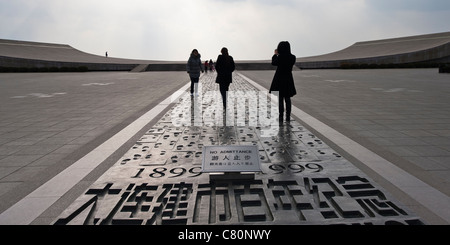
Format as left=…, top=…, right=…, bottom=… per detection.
left=0, top=0, right=449, bottom=61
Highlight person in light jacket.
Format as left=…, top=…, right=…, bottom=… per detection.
left=215, top=47, right=235, bottom=108
left=187, top=49, right=204, bottom=96
left=269, top=41, right=297, bottom=124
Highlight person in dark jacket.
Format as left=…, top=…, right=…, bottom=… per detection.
left=187, top=49, right=204, bottom=96
left=269, top=41, right=297, bottom=123
left=215, top=47, right=235, bottom=108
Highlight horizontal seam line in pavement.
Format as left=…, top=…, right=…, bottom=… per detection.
left=0, top=82, right=191, bottom=225
left=238, top=72, right=450, bottom=224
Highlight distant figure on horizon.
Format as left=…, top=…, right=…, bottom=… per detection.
left=204, top=61, right=209, bottom=73
left=215, top=47, right=235, bottom=108
left=209, top=59, right=214, bottom=72
left=186, top=49, right=204, bottom=96
left=105, top=51, right=108, bottom=57
left=269, top=41, right=297, bottom=124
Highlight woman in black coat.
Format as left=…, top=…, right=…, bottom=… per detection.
left=215, top=47, right=235, bottom=108
left=270, top=41, right=297, bottom=123
left=187, top=49, right=204, bottom=96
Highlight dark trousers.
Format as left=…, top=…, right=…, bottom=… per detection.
left=190, top=77, right=199, bottom=94
left=279, top=95, right=292, bottom=120
left=219, top=83, right=230, bottom=108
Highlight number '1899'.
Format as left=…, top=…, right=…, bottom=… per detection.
left=132, top=167, right=202, bottom=179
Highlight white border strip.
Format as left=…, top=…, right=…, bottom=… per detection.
left=238, top=72, right=450, bottom=223
left=0, top=83, right=190, bottom=225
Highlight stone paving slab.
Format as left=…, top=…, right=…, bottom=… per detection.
left=54, top=73, right=424, bottom=225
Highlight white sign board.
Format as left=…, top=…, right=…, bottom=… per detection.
left=202, top=145, right=261, bottom=173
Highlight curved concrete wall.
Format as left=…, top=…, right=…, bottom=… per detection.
left=2, top=32, right=449, bottom=71
left=297, top=32, right=450, bottom=69
left=0, top=39, right=277, bottom=71
left=0, top=39, right=179, bottom=71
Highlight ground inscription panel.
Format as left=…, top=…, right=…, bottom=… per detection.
left=54, top=74, right=424, bottom=225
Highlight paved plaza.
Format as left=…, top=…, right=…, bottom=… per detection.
left=0, top=69, right=449, bottom=225
left=0, top=71, right=189, bottom=224
left=53, top=73, right=424, bottom=225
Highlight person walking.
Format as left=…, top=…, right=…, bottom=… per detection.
left=269, top=41, right=297, bottom=124
left=187, top=49, right=204, bottom=96
left=209, top=59, right=214, bottom=72
left=204, top=61, right=209, bottom=73
left=215, top=47, right=235, bottom=108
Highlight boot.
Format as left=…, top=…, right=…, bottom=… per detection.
left=286, top=103, right=292, bottom=122
left=279, top=114, right=284, bottom=125
left=286, top=113, right=291, bottom=122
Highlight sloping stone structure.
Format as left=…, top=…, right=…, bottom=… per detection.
left=297, top=32, right=450, bottom=69
left=0, top=39, right=180, bottom=71
left=1, top=31, right=449, bottom=71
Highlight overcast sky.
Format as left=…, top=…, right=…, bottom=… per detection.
left=0, top=0, right=449, bottom=61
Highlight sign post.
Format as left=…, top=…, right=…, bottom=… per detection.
left=202, top=145, right=261, bottom=180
